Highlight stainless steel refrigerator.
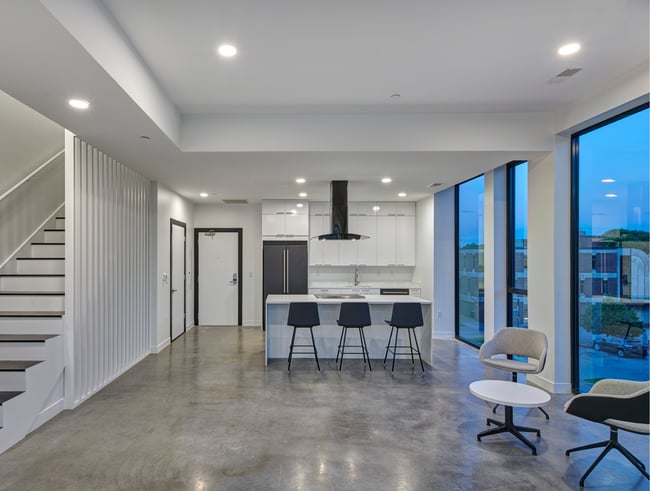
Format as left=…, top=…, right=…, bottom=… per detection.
left=262, top=241, right=308, bottom=329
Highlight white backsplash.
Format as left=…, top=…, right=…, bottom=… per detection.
left=309, top=265, right=416, bottom=286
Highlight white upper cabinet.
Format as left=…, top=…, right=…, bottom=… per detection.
left=262, top=200, right=309, bottom=239
left=306, top=200, right=415, bottom=266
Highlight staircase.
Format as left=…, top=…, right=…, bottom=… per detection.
left=0, top=214, right=65, bottom=453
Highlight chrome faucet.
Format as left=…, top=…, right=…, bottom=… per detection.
left=354, top=268, right=360, bottom=286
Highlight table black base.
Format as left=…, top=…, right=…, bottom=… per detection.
left=477, top=405, right=541, bottom=455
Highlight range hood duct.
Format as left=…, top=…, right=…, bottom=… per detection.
left=315, top=180, right=369, bottom=241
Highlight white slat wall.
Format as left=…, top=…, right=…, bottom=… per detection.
left=67, top=134, right=151, bottom=405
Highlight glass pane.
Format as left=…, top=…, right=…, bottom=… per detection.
left=457, top=175, right=485, bottom=346
left=511, top=293, right=529, bottom=328
left=508, top=162, right=528, bottom=326
left=574, top=106, right=649, bottom=393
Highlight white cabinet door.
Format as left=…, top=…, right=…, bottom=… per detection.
left=323, top=238, right=339, bottom=265
left=356, top=215, right=377, bottom=265
left=396, top=215, right=416, bottom=266
left=285, top=213, right=308, bottom=237
left=395, top=202, right=416, bottom=216
left=376, top=215, right=396, bottom=265
left=338, top=215, right=358, bottom=265
left=376, top=202, right=396, bottom=216
left=309, top=214, right=326, bottom=265
left=285, top=200, right=308, bottom=215
left=262, top=200, right=286, bottom=214
left=262, top=213, right=286, bottom=238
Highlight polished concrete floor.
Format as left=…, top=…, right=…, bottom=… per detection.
left=0, top=326, right=648, bottom=490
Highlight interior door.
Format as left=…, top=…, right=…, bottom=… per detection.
left=170, top=220, right=186, bottom=341
left=198, top=231, right=239, bottom=325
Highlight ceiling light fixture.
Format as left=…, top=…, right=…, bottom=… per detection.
left=381, top=177, right=392, bottom=183
left=68, top=98, right=90, bottom=110
left=296, top=178, right=306, bottom=184
left=299, top=192, right=307, bottom=197
left=217, top=44, right=237, bottom=57
left=558, top=43, right=581, bottom=56
left=200, top=192, right=209, bottom=198
left=398, top=192, right=407, bottom=197
left=601, top=178, right=616, bottom=183
left=605, top=194, right=618, bottom=198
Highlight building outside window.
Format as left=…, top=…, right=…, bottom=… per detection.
left=456, top=175, right=485, bottom=346
left=507, top=161, right=528, bottom=328
left=572, top=104, right=649, bottom=393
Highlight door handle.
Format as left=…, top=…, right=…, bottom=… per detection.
left=171, top=289, right=178, bottom=293
left=229, top=273, right=238, bottom=286
left=286, top=249, right=290, bottom=293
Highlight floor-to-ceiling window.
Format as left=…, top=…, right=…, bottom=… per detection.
left=572, top=103, right=649, bottom=393
left=507, top=161, right=528, bottom=327
left=456, top=175, right=485, bottom=346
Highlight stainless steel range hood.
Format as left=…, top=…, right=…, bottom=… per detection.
left=315, top=180, right=369, bottom=240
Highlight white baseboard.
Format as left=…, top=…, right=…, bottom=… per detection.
left=30, top=398, right=64, bottom=432
left=243, top=320, right=260, bottom=327
left=186, top=322, right=194, bottom=331
left=151, top=337, right=170, bottom=354
left=528, top=374, right=572, bottom=394
left=432, top=329, right=454, bottom=339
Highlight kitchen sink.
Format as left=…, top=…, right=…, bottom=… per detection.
left=314, top=293, right=366, bottom=299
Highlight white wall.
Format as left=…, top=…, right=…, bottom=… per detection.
left=413, top=196, right=433, bottom=301
left=153, top=183, right=195, bottom=352
left=0, top=155, right=64, bottom=271
left=193, top=203, right=262, bottom=326
left=432, top=188, right=455, bottom=339
left=0, top=90, right=63, bottom=197
left=65, top=133, right=153, bottom=408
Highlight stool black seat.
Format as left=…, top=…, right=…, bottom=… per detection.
left=383, top=302, right=425, bottom=372
left=336, top=302, right=372, bottom=371
left=287, top=302, right=320, bottom=371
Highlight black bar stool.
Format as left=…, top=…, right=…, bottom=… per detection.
left=335, top=302, right=372, bottom=371
left=383, top=302, right=425, bottom=372
left=287, top=302, right=321, bottom=371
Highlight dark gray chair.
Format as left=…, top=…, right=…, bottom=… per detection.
left=336, top=302, right=372, bottom=371
left=383, top=302, right=425, bottom=372
left=287, top=302, right=320, bottom=371
left=564, top=379, right=649, bottom=487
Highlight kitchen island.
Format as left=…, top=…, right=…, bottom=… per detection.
left=265, top=294, right=432, bottom=366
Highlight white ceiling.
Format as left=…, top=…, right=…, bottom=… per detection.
left=0, top=0, right=647, bottom=203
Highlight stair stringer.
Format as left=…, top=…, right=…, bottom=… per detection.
left=0, top=334, right=64, bottom=454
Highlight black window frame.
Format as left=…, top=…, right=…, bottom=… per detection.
left=506, top=160, right=528, bottom=326
left=570, top=102, right=650, bottom=393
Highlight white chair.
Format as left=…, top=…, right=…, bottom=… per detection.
left=479, top=327, right=549, bottom=419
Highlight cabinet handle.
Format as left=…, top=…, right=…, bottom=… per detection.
left=275, top=211, right=284, bottom=214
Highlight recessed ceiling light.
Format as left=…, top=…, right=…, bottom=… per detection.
left=398, top=192, right=407, bottom=197
left=558, top=43, right=581, bottom=56
left=601, top=178, right=616, bottom=183
left=200, top=192, right=209, bottom=198
left=372, top=205, right=381, bottom=212
left=69, top=98, right=90, bottom=110
left=296, top=178, right=306, bottom=184
left=296, top=203, right=304, bottom=208
left=299, top=192, right=307, bottom=197
left=381, top=177, right=392, bottom=183
left=605, top=194, right=617, bottom=198
left=217, top=44, right=237, bottom=57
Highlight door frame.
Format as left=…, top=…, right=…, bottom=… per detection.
left=194, top=228, right=243, bottom=326
left=170, top=218, right=187, bottom=342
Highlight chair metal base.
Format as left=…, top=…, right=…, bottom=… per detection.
left=477, top=405, right=541, bottom=455
left=566, top=427, right=649, bottom=487
left=336, top=326, right=372, bottom=371
left=287, top=326, right=320, bottom=371
left=493, top=403, right=549, bottom=420
left=383, top=326, right=425, bottom=372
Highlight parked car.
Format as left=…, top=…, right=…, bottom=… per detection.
left=593, top=334, right=648, bottom=358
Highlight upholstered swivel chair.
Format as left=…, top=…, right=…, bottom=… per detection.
left=479, top=327, right=549, bottom=419
left=287, top=302, right=321, bottom=371
left=336, top=302, right=372, bottom=371
left=564, top=379, right=649, bottom=487
left=383, top=302, right=425, bottom=372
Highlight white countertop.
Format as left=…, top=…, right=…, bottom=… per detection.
left=469, top=380, right=551, bottom=408
left=266, top=294, right=431, bottom=305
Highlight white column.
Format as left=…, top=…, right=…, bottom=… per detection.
left=527, top=136, right=572, bottom=393
left=432, top=188, right=455, bottom=338
left=483, top=167, right=507, bottom=342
